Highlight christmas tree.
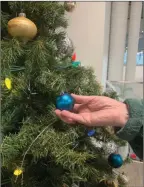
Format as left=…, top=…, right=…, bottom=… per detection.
left=1, top=2, right=128, bottom=187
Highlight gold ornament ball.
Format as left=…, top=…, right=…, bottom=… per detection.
left=64, top=2, right=76, bottom=12
left=8, top=13, right=37, bottom=41
left=97, top=179, right=118, bottom=187
left=118, top=173, right=129, bottom=185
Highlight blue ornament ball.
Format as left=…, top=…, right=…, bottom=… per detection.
left=87, top=129, right=96, bottom=137
left=108, top=153, right=123, bottom=168
left=56, top=93, right=75, bottom=111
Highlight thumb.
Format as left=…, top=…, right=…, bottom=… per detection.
left=61, top=110, right=84, bottom=124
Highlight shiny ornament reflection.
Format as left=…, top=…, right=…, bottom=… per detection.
left=56, top=93, right=75, bottom=111
left=108, top=153, right=123, bottom=168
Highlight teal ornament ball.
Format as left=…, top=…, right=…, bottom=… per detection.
left=108, top=153, right=123, bottom=168
left=56, top=93, right=75, bottom=111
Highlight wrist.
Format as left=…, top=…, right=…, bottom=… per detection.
left=116, top=98, right=143, bottom=142
left=119, top=102, right=129, bottom=127
left=114, top=103, right=129, bottom=132
left=122, top=103, right=129, bottom=125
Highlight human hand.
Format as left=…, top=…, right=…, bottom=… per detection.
left=55, top=94, right=129, bottom=127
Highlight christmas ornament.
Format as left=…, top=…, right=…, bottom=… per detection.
left=103, top=142, right=117, bottom=155
left=57, top=34, right=74, bottom=56
left=98, top=179, right=118, bottom=187
left=87, top=129, right=96, bottom=137
left=72, top=61, right=81, bottom=67
left=56, top=92, right=75, bottom=111
left=108, top=153, right=123, bottom=168
left=13, top=168, right=23, bottom=176
left=4, top=78, right=12, bottom=90
left=8, top=13, right=37, bottom=41
left=72, top=53, right=76, bottom=61
left=90, top=138, right=117, bottom=157
left=64, top=2, right=76, bottom=12
left=130, top=153, right=137, bottom=159
left=71, top=52, right=81, bottom=67
left=118, top=173, right=129, bottom=185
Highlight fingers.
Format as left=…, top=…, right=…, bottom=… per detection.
left=61, top=110, right=84, bottom=124
left=55, top=109, right=61, bottom=118
left=55, top=110, right=76, bottom=124
left=55, top=109, right=84, bottom=124
left=73, top=104, right=82, bottom=113
left=71, top=94, right=96, bottom=104
left=90, top=110, right=116, bottom=127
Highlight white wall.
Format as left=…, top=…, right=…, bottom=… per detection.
left=135, top=66, right=143, bottom=82
left=123, top=66, right=143, bottom=82
left=108, top=2, right=129, bottom=81
left=66, top=2, right=110, bottom=87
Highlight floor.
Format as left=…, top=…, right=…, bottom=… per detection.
left=119, top=161, right=144, bottom=187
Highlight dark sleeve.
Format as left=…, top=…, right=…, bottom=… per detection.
left=116, top=99, right=144, bottom=160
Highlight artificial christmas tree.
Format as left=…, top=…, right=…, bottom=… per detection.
left=1, top=2, right=127, bottom=187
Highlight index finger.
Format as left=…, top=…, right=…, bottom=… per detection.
left=71, top=94, right=96, bottom=104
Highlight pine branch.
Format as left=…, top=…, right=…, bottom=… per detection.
left=1, top=2, right=127, bottom=186
left=1, top=11, right=9, bottom=29
left=1, top=39, right=24, bottom=74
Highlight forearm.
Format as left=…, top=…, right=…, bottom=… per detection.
left=116, top=99, right=144, bottom=160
